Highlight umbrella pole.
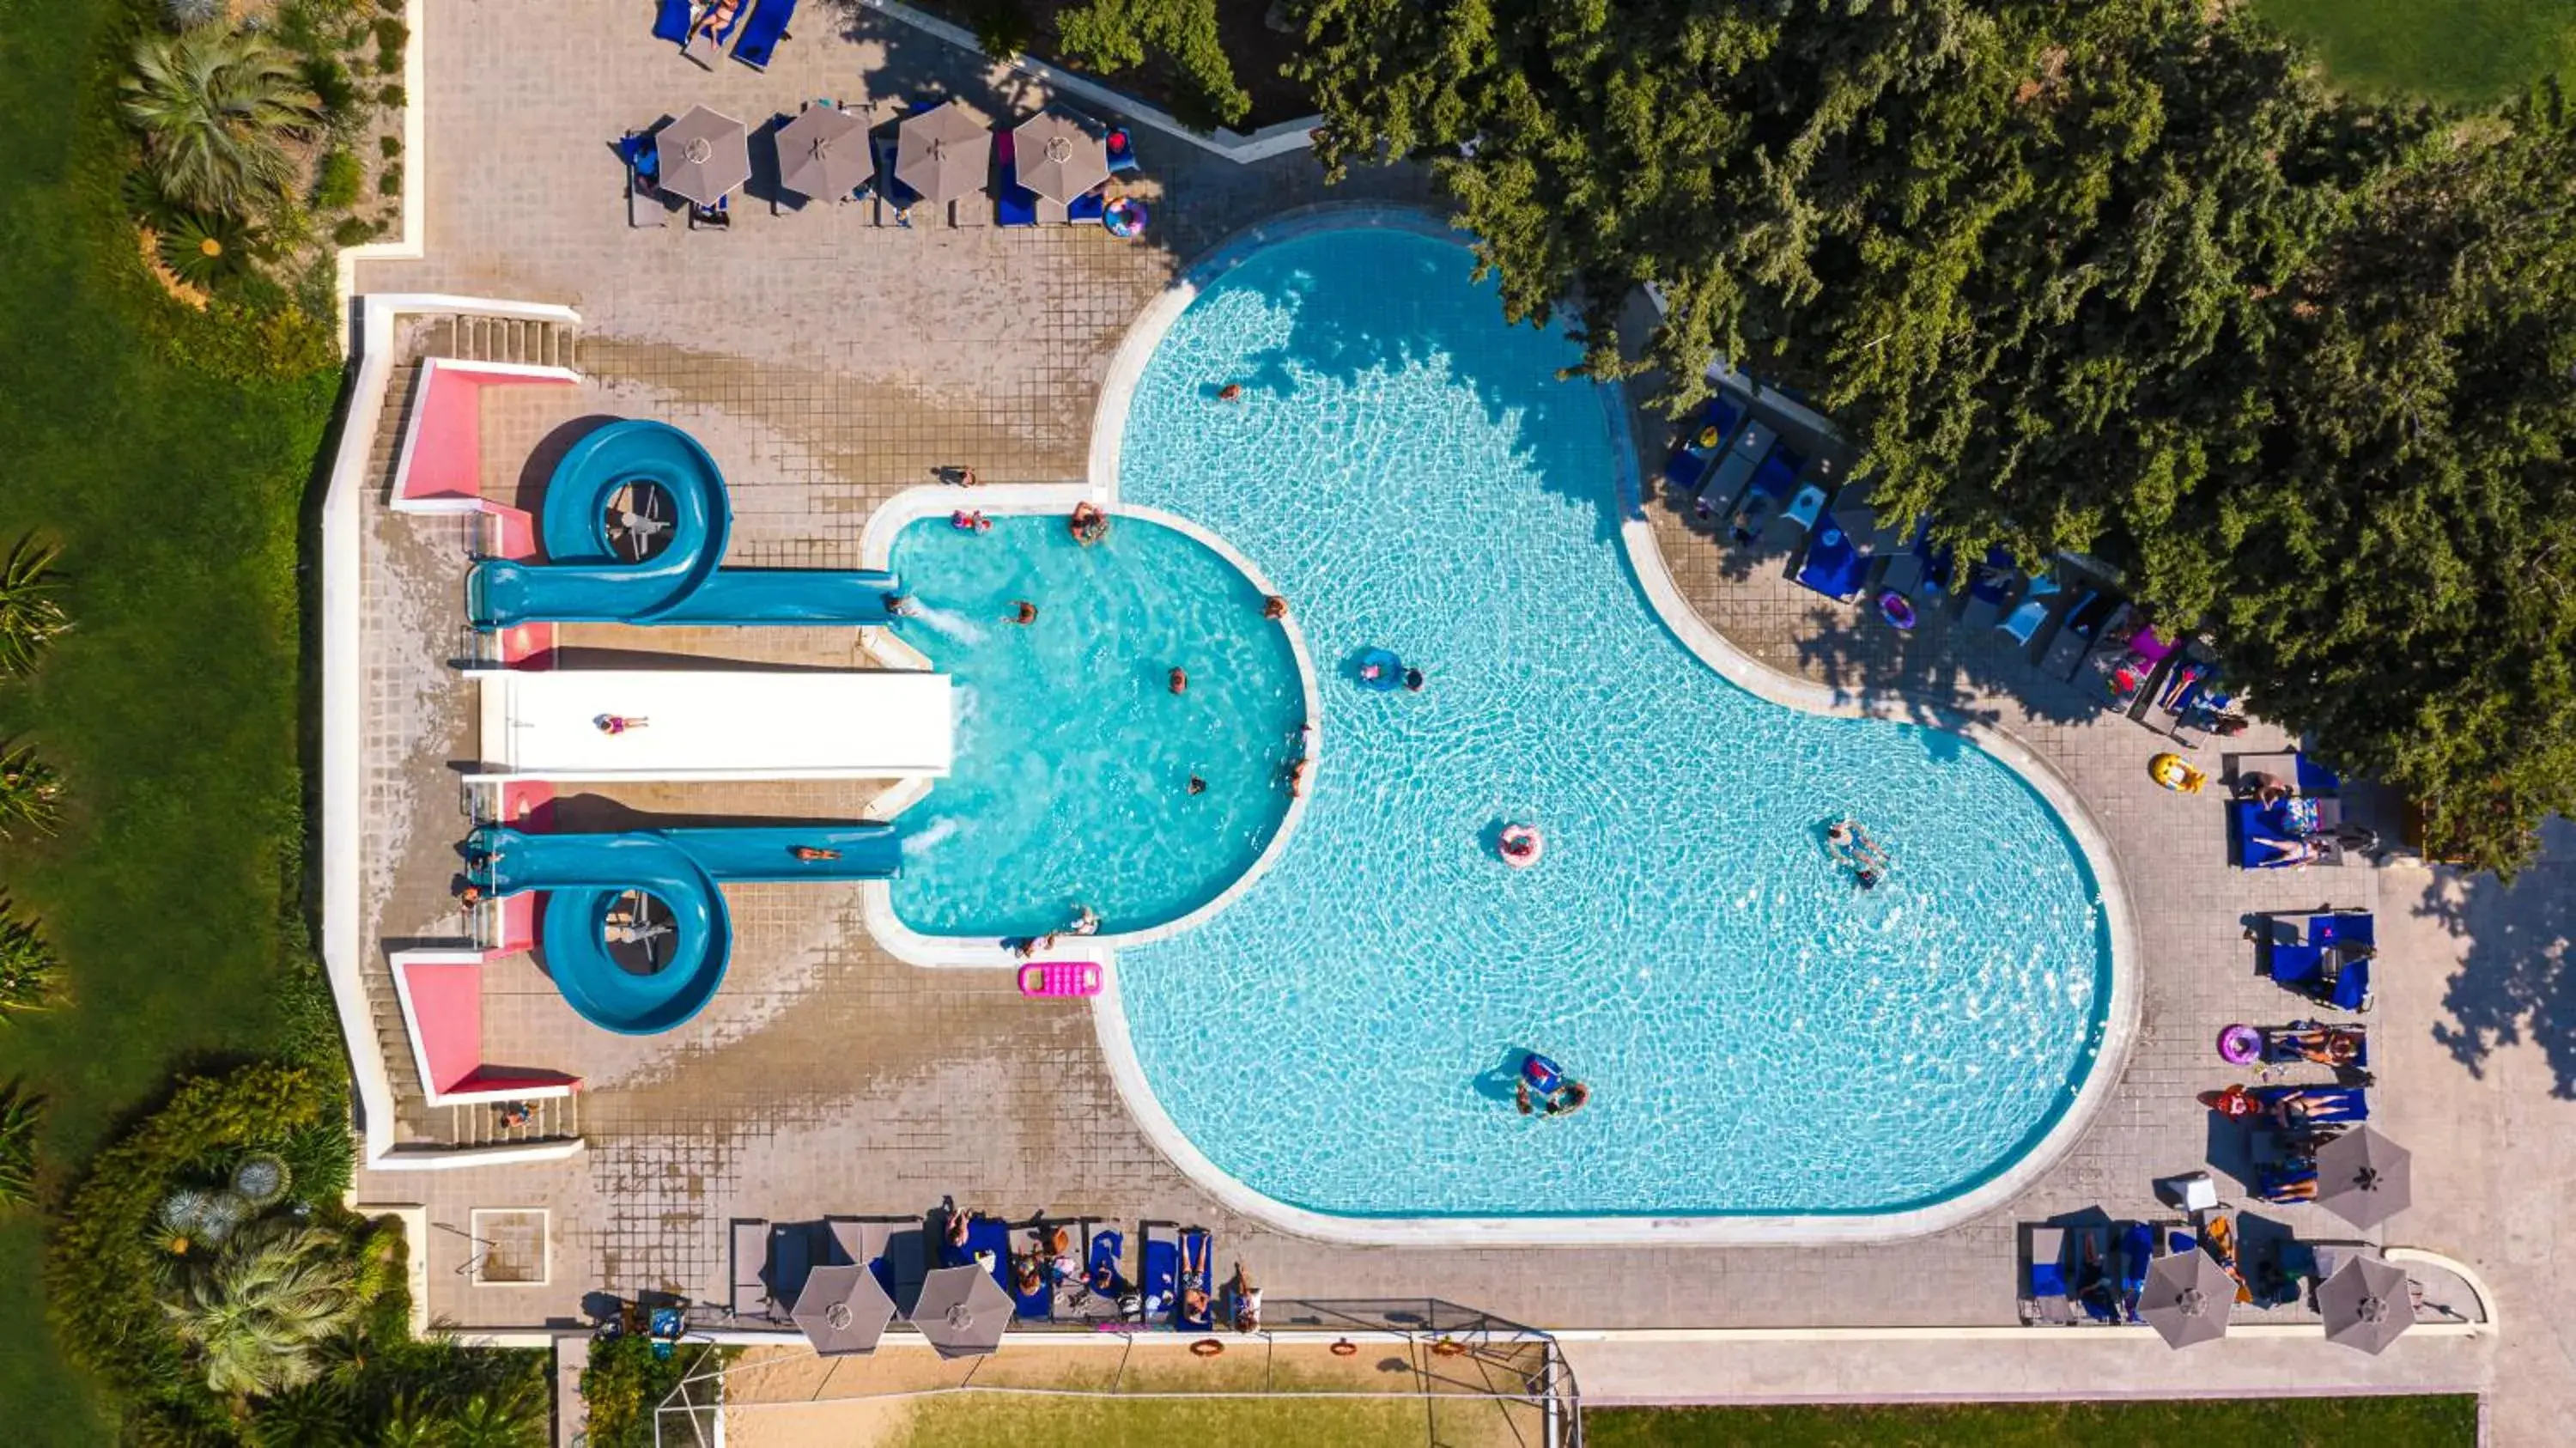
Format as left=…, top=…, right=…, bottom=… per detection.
left=810, top=1353, right=841, bottom=1402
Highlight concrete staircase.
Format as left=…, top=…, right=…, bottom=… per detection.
left=422, top=313, right=580, bottom=370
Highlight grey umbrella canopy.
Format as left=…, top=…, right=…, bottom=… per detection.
left=790, top=1263, right=896, bottom=1357
left=2314, top=1125, right=2413, bottom=1229
left=896, top=100, right=993, bottom=203
left=2138, top=1248, right=2238, bottom=1348
left=1010, top=113, right=1109, bottom=203
left=775, top=105, right=869, bottom=202
left=658, top=105, right=751, bottom=206
left=2317, top=1253, right=2415, bottom=1355
left=908, top=1264, right=1013, bottom=1358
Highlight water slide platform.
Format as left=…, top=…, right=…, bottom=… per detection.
left=469, top=667, right=952, bottom=782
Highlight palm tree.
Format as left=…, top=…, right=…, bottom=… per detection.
left=161, top=1216, right=361, bottom=1399
left=0, top=900, right=61, bottom=1018
left=0, top=1086, right=39, bottom=1208
left=121, top=27, right=318, bottom=215
left=0, top=535, right=68, bottom=678
left=434, top=1382, right=548, bottom=1448
left=0, top=745, right=62, bottom=839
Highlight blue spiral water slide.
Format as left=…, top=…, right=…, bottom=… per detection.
left=467, top=823, right=900, bottom=1034
left=467, top=419, right=896, bottom=628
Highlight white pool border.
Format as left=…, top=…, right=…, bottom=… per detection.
left=1060, top=203, right=2143, bottom=1246
left=854, top=485, right=1323, bottom=969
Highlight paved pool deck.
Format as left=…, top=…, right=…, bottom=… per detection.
left=344, top=2, right=2576, bottom=1438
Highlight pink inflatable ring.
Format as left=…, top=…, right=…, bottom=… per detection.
left=2218, top=1023, right=2262, bottom=1066
left=1498, top=824, right=1544, bottom=868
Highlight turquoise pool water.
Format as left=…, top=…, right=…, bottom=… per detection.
left=1111, top=220, right=2114, bottom=1219
left=887, top=515, right=1303, bottom=939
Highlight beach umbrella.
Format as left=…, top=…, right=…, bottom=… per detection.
left=896, top=100, right=993, bottom=203
left=2313, top=1126, right=2412, bottom=1229
left=2137, top=1248, right=2237, bottom=1348
left=775, top=105, right=869, bottom=201
left=789, top=1263, right=896, bottom=1357
left=1009, top=113, right=1109, bottom=203
left=657, top=105, right=751, bottom=206
left=908, top=1264, right=1013, bottom=1358
left=2316, top=1253, right=2415, bottom=1355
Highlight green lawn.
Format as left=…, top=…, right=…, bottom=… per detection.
left=0, top=0, right=341, bottom=1439
left=2254, top=0, right=2576, bottom=102
left=1585, top=1396, right=2482, bottom=1448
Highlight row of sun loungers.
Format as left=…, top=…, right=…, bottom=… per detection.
left=654, top=0, right=799, bottom=70
left=732, top=1212, right=1222, bottom=1333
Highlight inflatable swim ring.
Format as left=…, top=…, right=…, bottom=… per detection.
left=1877, top=590, right=1917, bottom=630
left=2150, top=752, right=2207, bottom=794
left=1105, top=197, right=1150, bottom=240
left=1521, top=1053, right=1564, bottom=1096
left=2217, top=1024, right=2262, bottom=1066
left=1499, top=823, right=1544, bottom=868
left=1355, top=647, right=1405, bottom=691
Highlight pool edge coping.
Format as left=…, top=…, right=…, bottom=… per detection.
left=854, top=486, right=1324, bottom=969
left=1085, top=204, right=2142, bottom=1245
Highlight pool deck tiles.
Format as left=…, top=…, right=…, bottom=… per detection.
left=339, top=1, right=2576, bottom=1437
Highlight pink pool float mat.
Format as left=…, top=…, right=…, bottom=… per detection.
left=1019, top=960, right=1103, bottom=998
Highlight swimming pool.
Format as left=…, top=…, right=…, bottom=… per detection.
left=887, top=514, right=1303, bottom=939
left=1103, top=216, right=2122, bottom=1229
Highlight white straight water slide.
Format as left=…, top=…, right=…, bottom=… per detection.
left=467, top=667, right=953, bottom=782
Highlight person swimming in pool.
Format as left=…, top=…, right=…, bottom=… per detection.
left=1403, top=666, right=1425, bottom=691
left=1170, top=666, right=1188, bottom=695
left=1071, top=502, right=1110, bottom=545
left=1827, top=818, right=1891, bottom=873
left=1262, top=594, right=1288, bottom=619
left=1545, top=1080, right=1590, bottom=1116
left=791, top=846, right=841, bottom=861
left=1011, top=599, right=1039, bottom=624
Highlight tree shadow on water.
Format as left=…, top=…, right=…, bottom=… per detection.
left=2422, top=818, right=2576, bottom=1095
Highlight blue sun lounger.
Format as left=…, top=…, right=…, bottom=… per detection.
left=2263, top=1021, right=2368, bottom=1069
left=1009, top=1220, right=1058, bottom=1321
left=1069, top=188, right=1108, bottom=224
left=2117, top=1221, right=2154, bottom=1322
left=1662, top=394, right=1746, bottom=493
left=1175, top=1226, right=1215, bottom=1330
left=1959, top=546, right=2020, bottom=630
left=1085, top=1226, right=1129, bottom=1295
left=1140, top=1222, right=1180, bottom=1321
left=2232, top=800, right=2342, bottom=869
left=653, top=0, right=693, bottom=46
left=732, top=0, right=795, bottom=67
left=2022, top=1225, right=2073, bottom=1325
left=1726, top=447, right=1805, bottom=544
left=2252, top=1085, right=2369, bottom=1123
left=2258, top=1160, right=2320, bottom=1202
left=2071, top=1223, right=2118, bottom=1323
left=1795, top=518, right=1869, bottom=601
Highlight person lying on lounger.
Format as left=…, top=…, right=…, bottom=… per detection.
left=687, top=0, right=740, bottom=47
left=2249, top=833, right=2324, bottom=866
left=2274, top=1025, right=2362, bottom=1067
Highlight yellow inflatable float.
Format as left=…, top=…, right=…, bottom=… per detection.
left=2150, top=752, right=2207, bottom=794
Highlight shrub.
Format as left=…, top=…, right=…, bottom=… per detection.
left=160, top=1215, right=362, bottom=1398
left=373, top=17, right=407, bottom=73
left=376, top=82, right=404, bottom=109
left=0, top=899, right=64, bottom=1017
left=0, top=744, right=64, bottom=838
left=582, top=1333, right=702, bottom=1448
left=123, top=27, right=320, bottom=214
left=378, top=162, right=401, bottom=197
left=0, top=1086, right=39, bottom=1208
left=330, top=215, right=379, bottom=247
left=312, top=148, right=360, bottom=210
left=233, top=1152, right=290, bottom=1208
left=157, top=211, right=257, bottom=290
left=300, top=55, right=355, bottom=117
left=0, top=533, right=70, bottom=676
left=379, top=133, right=401, bottom=157
left=1056, top=0, right=1251, bottom=129
left=159, top=297, right=338, bottom=382
left=968, top=0, right=1035, bottom=59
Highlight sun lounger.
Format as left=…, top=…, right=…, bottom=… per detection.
left=2117, top=1221, right=2156, bottom=1323
left=654, top=0, right=694, bottom=46
left=1783, top=479, right=1829, bottom=534
left=1917, top=538, right=1956, bottom=595
left=1996, top=572, right=2063, bottom=646
left=1069, top=188, right=1108, bottom=224
left=870, top=134, right=921, bottom=224
left=1726, top=448, right=1804, bottom=545
left=957, top=1214, right=1011, bottom=1287
left=1794, top=518, right=1869, bottom=601
left=1009, top=1220, right=1061, bottom=1321
left=766, top=1220, right=821, bottom=1314
left=1959, top=548, right=2020, bottom=630
left=1694, top=419, right=1776, bottom=519
left=2261, top=1020, right=2369, bottom=1070
left=688, top=195, right=730, bottom=229
left=2071, top=1223, right=2119, bottom=1323
left=1662, top=395, right=1746, bottom=494
left=1175, top=1226, right=1215, bottom=1330
left=732, top=1219, right=772, bottom=1318
left=829, top=1216, right=928, bottom=1311
left=2257, top=1160, right=2319, bottom=1203
left=2044, top=597, right=2124, bottom=680
left=1059, top=1222, right=1129, bottom=1321
left=1868, top=518, right=1930, bottom=596
left=2022, top=1225, right=2073, bottom=1325
left=2308, top=910, right=2373, bottom=950
left=1106, top=126, right=1139, bottom=173
left=1140, top=1222, right=1181, bottom=1321
left=732, top=0, right=794, bottom=67
left=2233, top=800, right=2344, bottom=870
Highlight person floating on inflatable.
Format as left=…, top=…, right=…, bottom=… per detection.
left=951, top=508, right=991, bottom=532
left=595, top=714, right=648, bottom=735
left=1070, top=501, right=1110, bottom=545
left=1514, top=1053, right=1589, bottom=1116
left=1826, top=818, right=1889, bottom=886
left=2150, top=752, right=2206, bottom=793
left=1498, top=823, right=1544, bottom=868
